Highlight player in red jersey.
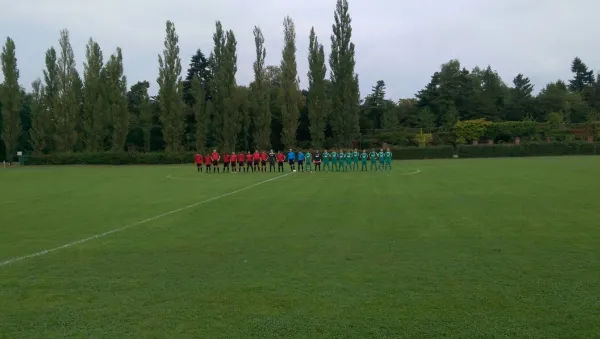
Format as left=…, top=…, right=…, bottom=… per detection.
left=210, top=149, right=220, bottom=173
left=194, top=153, right=203, bottom=172
left=204, top=154, right=211, bottom=173
left=245, top=151, right=253, bottom=172
left=223, top=153, right=230, bottom=172
left=260, top=150, right=268, bottom=172
left=230, top=152, right=237, bottom=173
left=276, top=151, right=286, bottom=172
left=236, top=152, right=244, bottom=172
left=252, top=150, right=260, bottom=172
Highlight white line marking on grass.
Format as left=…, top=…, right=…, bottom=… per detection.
left=0, top=173, right=292, bottom=268
left=401, top=169, right=421, bottom=175
left=166, top=174, right=212, bottom=181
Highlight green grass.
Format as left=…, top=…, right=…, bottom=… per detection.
left=1, top=157, right=599, bottom=338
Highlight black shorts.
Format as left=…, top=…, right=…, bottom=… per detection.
left=288, top=160, right=295, bottom=165
left=238, top=162, right=244, bottom=167
left=278, top=161, right=284, bottom=166
left=206, top=164, right=211, bottom=167
left=298, top=160, right=304, bottom=165
left=196, top=163, right=202, bottom=167
left=212, top=160, right=218, bottom=166
left=253, top=161, right=259, bottom=166
left=224, top=162, right=229, bottom=167
left=261, top=160, right=267, bottom=166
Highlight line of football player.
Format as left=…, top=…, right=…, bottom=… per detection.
left=194, top=148, right=393, bottom=173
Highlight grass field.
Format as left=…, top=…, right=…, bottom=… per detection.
left=1, top=157, right=599, bottom=338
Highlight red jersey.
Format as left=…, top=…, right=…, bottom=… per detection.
left=231, top=154, right=236, bottom=162
left=246, top=154, right=253, bottom=162
left=276, top=153, right=285, bottom=162
left=204, top=155, right=211, bottom=164
left=237, top=154, right=245, bottom=162
left=260, top=152, right=268, bottom=161
left=253, top=153, right=260, bottom=161
left=224, top=154, right=230, bottom=163
left=194, top=154, right=203, bottom=164
left=211, top=152, right=220, bottom=161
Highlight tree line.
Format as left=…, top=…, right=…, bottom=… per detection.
left=1, top=0, right=599, bottom=160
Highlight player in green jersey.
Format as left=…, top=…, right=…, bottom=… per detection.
left=330, top=150, right=338, bottom=171
left=369, top=149, right=378, bottom=171
left=345, top=150, right=352, bottom=170
left=352, top=149, right=359, bottom=171
left=305, top=150, right=313, bottom=172
left=378, top=148, right=385, bottom=170
left=360, top=149, right=368, bottom=171
left=322, top=150, right=330, bottom=171
left=338, top=149, right=345, bottom=171
left=384, top=147, right=392, bottom=170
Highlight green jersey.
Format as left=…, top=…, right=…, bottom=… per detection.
left=305, top=152, right=312, bottom=162
left=378, top=151, right=385, bottom=162
left=385, top=151, right=392, bottom=159
left=345, top=153, right=352, bottom=163
left=339, top=152, right=344, bottom=161
left=323, top=152, right=330, bottom=162
left=369, top=151, right=377, bottom=162
left=352, top=151, right=359, bottom=160
left=331, top=151, right=338, bottom=161
left=360, top=152, right=368, bottom=162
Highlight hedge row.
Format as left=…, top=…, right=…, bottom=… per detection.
left=456, top=142, right=600, bottom=158
left=24, top=142, right=600, bottom=165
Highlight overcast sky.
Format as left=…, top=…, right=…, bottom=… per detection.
left=0, top=0, right=598, bottom=100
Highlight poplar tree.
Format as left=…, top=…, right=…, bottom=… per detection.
left=191, top=75, right=207, bottom=151
left=307, top=27, right=327, bottom=148
left=0, top=37, right=22, bottom=160
left=329, top=0, right=360, bottom=146
left=157, top=20, right=185, bottom=151
left=29, top=79, right=49, bottom=154
left=251, top=26, right=270, bottom=150
left=211, top=21, right=226, bottom=146
left=54, top=29, right=79, bottom=152
left=212, top=21, right=239, bottom=151
left=279, top=16, right=303, bottom=149
left=105, top=48, right=128, bottom=151
left=82, top=38, right=105, bottom=151
left=222, top=30, right=239, bottom=151
left=42, top=47, right=59, bottom=143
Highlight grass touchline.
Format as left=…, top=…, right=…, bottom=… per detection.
left=0, top=172, right=293, bottom=268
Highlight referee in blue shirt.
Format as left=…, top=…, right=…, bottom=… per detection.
left=297, top=151, right=305, bottom=172
left=287, top=149, right=296, bottom=171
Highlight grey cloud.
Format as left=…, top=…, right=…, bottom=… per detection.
left=1, top=0, right=599, bottom=100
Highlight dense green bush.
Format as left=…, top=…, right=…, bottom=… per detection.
left=26, top=152, right=198, bottom=165
left=485, top=121, right=537, bottom=142
left=457, top=142, right=599, bottom=158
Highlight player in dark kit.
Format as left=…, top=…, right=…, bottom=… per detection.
left=237, top=152, right=245, bottom=172
left=195, top=153, right=203, bottom=172
left=230, top=152, right=237, bottom=173
left=253, top=150, right=260, bottom=172
left=268, top=149, right=276, bottom=172
left=314, top=150, right=322, bottom=172
left=245, top=152, right=253, bottom=172
left=297, top=151, right=305, bottom=172
left=260, top=150, right=268, bottom=172
left=204, top=154, right=211, bottom=173
left=223, top=153, right=230, bottom=172
left=211, top=149, right=220, bottom=173
left=276, top=151, right=285, bottom=172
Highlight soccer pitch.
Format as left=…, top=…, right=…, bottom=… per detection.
left=1, top=157, right=599, bottom=338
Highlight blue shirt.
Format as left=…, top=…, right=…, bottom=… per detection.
left=287, top=152, right=295, bottom=160
left=297, top=152, right=304, bottom=161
